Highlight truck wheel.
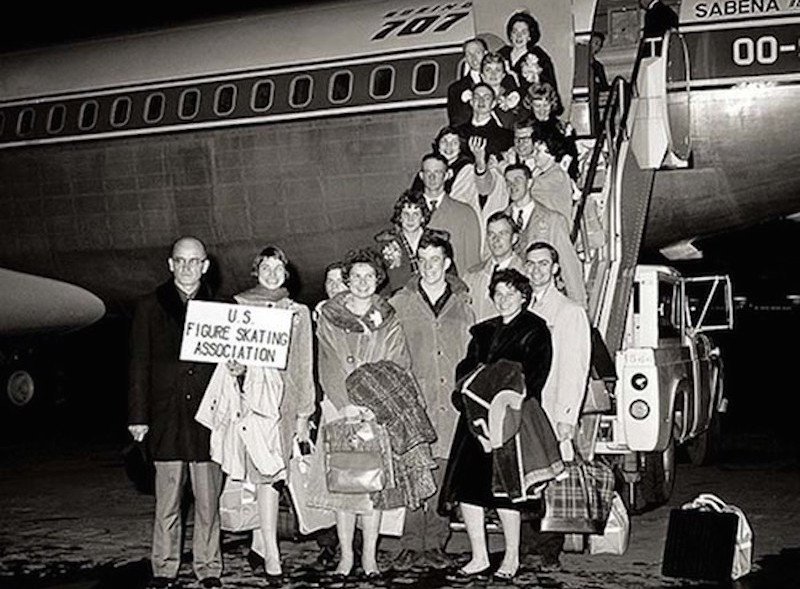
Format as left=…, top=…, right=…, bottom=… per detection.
left=685, top=414, right=721, bottom=466
left=639, top=437, right=676, bottom=507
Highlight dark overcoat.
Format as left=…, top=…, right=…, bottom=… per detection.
left=439, top=310, right=552, bottom=513
left=128, top=280, right=217, bottom=461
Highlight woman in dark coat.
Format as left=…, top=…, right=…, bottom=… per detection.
left=498, top=12, right=559, bottom=107
left=440, top=268, right=553, bottom=581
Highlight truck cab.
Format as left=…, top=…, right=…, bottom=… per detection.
left=594, top=265, right=733, bottom=508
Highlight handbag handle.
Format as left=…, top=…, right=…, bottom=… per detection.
left=292, top=437, right=315, bottom=458
left=684, top=493, right=728, bottom=512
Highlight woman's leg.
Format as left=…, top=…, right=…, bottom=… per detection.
left=359, top=510, right=382, bottom=574
left=496, top=508, right=521, bottom=575
left=335, top=510, right=356, bottom=575
left=460, top=502, right=490, bottom=573
left=255, top=483, right=282, bottom=575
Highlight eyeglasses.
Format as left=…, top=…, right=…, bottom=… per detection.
left=172, top=257, right=206, bottom=268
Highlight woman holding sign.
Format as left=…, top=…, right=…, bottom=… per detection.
left=314, top=248, right=411, bottom=580
left=196, top=245, right=314, bottom=585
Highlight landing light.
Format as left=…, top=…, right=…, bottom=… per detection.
left=629, top=400, right=650, bottom=420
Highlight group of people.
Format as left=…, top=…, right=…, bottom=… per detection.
left=128, top=9, right=605, bottom=589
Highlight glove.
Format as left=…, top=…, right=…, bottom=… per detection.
left=128, top=424, right=149, bottom=442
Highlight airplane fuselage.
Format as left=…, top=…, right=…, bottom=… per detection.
left=1, top=0, right=799, bottom=309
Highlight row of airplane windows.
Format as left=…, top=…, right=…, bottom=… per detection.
left=0, top=59, right=452, bottom=139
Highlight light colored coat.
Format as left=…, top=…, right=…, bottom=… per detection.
left=427, top=194, right=482, bottom=276
left=512, top=201, right=588, bottom=307
left=389, top=278, right=474, bottom=459
left=450, top=164, right=508, bottom=256
left=195, top=293, right=315, bottom=481
left=531, top=285, right=591, bottom=429
left=463, top=254, right=526, bottom=324
left=316, top=293, right=410, bottom=413
left=531, top=163, right=574, bottom=226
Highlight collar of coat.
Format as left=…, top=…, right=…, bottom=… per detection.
left=321, top=291, right=396, bottom=333
left=402, top=273, right=469, bottom=299
left=471, top=310, right=544, bottom=356
left=155, top=280, right=214, bottom=322
left=234, top=284, right=290, bottom=306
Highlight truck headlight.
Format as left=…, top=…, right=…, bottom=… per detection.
left=629, top=399, right=650, bottom=420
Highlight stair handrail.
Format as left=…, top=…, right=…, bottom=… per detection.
left=570, top=74, right=630, bottom=245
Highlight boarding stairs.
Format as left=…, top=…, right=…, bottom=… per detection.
left=572, top=29, right=692, bottom=353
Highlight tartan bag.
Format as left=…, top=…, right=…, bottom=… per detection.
left=541, top=453, right=615, bottom=534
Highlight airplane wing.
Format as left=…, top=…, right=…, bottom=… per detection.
left=0, top=268, right=105, bottom=337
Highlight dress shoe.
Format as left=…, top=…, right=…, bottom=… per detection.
left=148, top=577, right=179, bottom=589
left=246, top=550, right=265, bottom=575
left=199, top=577, right=222, bottom=588
left=263, top=572, right=283, bottom=588
left=445, top=566, right=490, bottom=583
left=390, top=549, right=417, bottom=572
left=492, top=567, right=519, bottom=581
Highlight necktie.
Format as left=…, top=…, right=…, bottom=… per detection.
left=429, top=199, right=438, bottom=213
left=516, top=209, right=524, bottom=230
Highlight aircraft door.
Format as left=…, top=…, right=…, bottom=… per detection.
left=472, top=0, right=576, bottom=117
left=665, top=31, right=692, bottom=163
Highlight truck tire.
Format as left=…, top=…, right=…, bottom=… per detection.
left=685, top=413, right=721, bottom=466
left=638, top=437, right=676, bottom=508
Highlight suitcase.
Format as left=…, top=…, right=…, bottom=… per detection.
left=662, top=508, right=739, bottom=581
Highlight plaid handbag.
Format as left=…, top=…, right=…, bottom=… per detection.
left=541, top=454, right=615, bottom=534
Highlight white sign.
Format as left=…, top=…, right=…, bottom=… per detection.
left=180, top=301, right=294, bottom=368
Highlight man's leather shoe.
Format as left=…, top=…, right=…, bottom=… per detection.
left=148, top=577, right=179, bottom=589
left=199, top=577, right=222, bottom=588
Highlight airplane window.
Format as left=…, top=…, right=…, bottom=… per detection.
left=47, top=104, right=66, bottom=134
left=289, top=75, right=313, bottom=108
left=412, top=61, right=439, bottom=95
left=78, top=101, right=99, bottom=131
left=214, top=85, right=237, bottom=116
left=17, top=108, right=35, bottom=137
left=251, top=80, right=274, bottom=112
left=179, top=89, right=201, bottom=120
left=144, top=93, right=166, bottom=124
left=329, top=71, right=353, bottom=104
left=111, top=97, right=132, bottom=127
left=369, top=66, right=395, bottom=99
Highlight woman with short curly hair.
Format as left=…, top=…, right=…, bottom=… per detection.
left=314, top=247, right=411, bottom=579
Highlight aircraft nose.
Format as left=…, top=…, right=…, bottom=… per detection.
left=0, top=268, right=106, bottom=336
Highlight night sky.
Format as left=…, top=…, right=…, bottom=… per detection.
left=0, top=2, right=315, bottom=52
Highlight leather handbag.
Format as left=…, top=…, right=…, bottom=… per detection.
left=323, top=417, right=391, bottom=494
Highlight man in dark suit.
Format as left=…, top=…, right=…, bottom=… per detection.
left=641, top=0, right=679, bottom=38
left=128, top=236, right=223, bottom=589
left=447, top=37, right=488, bottom=127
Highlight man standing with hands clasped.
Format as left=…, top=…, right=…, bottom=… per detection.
left=128, top=236, right=224, bottom=589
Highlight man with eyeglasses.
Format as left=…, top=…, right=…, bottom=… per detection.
left=128, top=236, right=224, bottom=589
